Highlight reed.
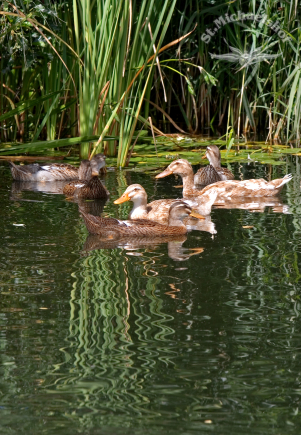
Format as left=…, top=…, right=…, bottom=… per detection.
left=73, top=0, right=177, bottom=164
left=1, top=0, right=301, bottom=164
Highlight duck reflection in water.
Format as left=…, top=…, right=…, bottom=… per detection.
left=10, top=180, right=68, bottom=196
left=81, top=233, right=205, bottom=262
left=213, top=196, right=290, bottom=214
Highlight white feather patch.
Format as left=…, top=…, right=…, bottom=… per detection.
left=122, top=221, right=134, bottom=227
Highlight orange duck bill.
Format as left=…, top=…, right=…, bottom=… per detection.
left=114, top=192, right=130, bottom=204
left=189, top=210, right=205, bottom=220
left=155, top=168, right=174, bottom=178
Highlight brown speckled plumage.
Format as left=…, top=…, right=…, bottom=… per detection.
left=63, top=155, right=109, bottom=199
left=80, top=201, right=197, bottom=236
left=114, top=184, right=183, bottom=224
left=65, top=176, right=110, bottom=199
left=194, top=145, right=234, bottom=186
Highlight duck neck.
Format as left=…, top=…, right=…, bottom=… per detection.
left=129, top=194, right=148, bottom=219
left=78, top=161, right=92, bottom=181
left=208, top=155, right=221, bottom=170
left=168, top=215, right=186, bottom=229
left=181, top=171, right=198, bottom=196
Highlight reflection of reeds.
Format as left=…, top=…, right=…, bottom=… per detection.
left=40, top=244, right=178, bottom=428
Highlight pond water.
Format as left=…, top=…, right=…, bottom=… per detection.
left=0, top=157, right=301, bottom=435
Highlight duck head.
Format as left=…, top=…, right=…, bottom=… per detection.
left=90, top=154, right=106, bottom=176
left=155, top=159, right=194, bottom=179
left=168, top=201, right=205, bottom=226
left=203, top=145, right=221, bottom=167
left=114, top=184, right=147, bottom=206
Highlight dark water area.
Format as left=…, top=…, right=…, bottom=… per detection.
left=1, top=157, right=301, bottom=435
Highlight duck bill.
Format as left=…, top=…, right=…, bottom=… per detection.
left=201, top=154, right=207, bottom=160
left=91, top=170, right=100, bottom=176
left=155, top=168, right=173, bottom=178
left=114, top=193, right=130, bottom=204
left=189, top=210, right=205, bottom=220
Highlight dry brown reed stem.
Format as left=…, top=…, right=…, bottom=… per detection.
left=93, top=81, right=111, bottom=135
left=145, top=100, right=186, bottom=133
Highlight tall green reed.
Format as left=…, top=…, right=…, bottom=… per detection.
left=73, top=0, right=176, bottom=164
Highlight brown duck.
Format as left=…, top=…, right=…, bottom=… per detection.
left=156, top=159, right=292, bottom=199
left=194, top=145, right=234, bottom=186
left=63, top=156, right=109, bottom=199
left=9, top=153, right=105, bottom=182
left=80, top=201, right=204, bottom=237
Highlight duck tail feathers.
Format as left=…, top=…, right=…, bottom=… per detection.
left=278, top=173, right=293, bottom=188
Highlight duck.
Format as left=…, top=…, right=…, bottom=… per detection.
left=194, top=145, right=234, bottom=186
left=63, top=156, right=109, bottom=199
left=155, top=159, right=292, bottom=199
left=80, top=201, right=204, bottom=237
left=9, top=153, right=105, bottom=182
left=114, top=183, right=217, bottom=222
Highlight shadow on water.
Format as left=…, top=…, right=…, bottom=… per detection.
left=0, top=157, right=301, bottom=434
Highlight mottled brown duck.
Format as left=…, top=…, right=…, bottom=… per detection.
left=194, top=145, right=234, bottom=186
left=80, top=201, right=204, bottom=237
left=9, top=153, right=105, bottom=182
left=156, top=159, right=292, bottom=199
left=63, top=156, right=109, bottom=199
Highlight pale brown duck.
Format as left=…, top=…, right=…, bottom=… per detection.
left=194, top=145, right=234, bottom=186
left=156, top=159, right=292, bottom=199
left=114, top=183, right=217, bottom=221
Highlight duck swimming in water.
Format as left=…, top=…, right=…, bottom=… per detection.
left=114, top=183, right=217, bottom=223
left=194, top=145, right=234, bottom=186
left=80, top=201, right=204, bottom=237
left=9, top=153, right=105, bottom=182
left=63, top=155, right=109, bottom=199
left=156, top=159, right=292, bottom=199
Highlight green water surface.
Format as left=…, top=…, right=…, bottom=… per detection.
left=0, top=157, right=301, bottom=435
